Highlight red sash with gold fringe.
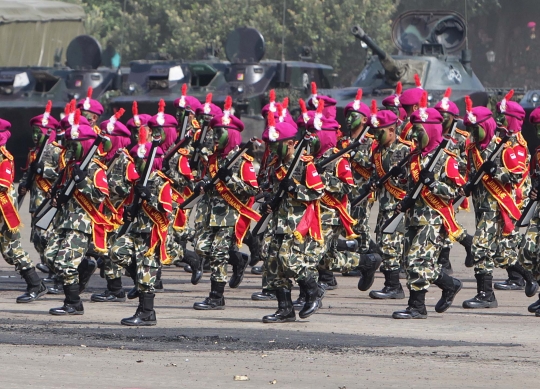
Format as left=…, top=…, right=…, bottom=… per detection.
left=209, top=156, right=261, bottom=246
left=471, top=146, right=521, bottom=234
left=373, top=151, right=407, bottom=201
left=0, top=157, right=21, bottom=231
left=320, top=192, right=357, bottom=239
left=410, top=154, right=463, bottom=240
left=73, top=190, right=114, bottom=252
left=142, top=202, right=170, bottom=261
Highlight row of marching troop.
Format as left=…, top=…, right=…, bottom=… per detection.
left=3, top=76, right=540, bottom=326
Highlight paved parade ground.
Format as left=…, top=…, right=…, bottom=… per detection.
left=1, top=201, right=540, bottom=388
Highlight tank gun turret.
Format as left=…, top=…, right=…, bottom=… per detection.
left=351, top=25, right=407, bottom=85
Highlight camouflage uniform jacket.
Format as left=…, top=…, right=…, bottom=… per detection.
left=132, top=170, right=172, bottom=234
left=466, top=137, right=522, bottom=213
left=0, top=147, right=22, bottom=226
left=346, top=134, right=376, bottom=198
left=167, top=148, right=195, bottom=196
left=206, top=147, right=259, bottom=228
left=317, top=148, right=355, bottom=226
left=107, top=149, right=139, bottom=209
left=370, top=139, right=411, bottom=213
left=54, top=158, right=109, bottom=234
left=21, top=142, right=64, bottom=213
left=276, top=156, right=324, bottom=235
left=407, top=150, right=461, bottom=227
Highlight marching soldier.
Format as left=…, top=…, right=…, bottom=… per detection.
left=110, top=132, right=172, bottom=326
left=0, top=118, right=47, bottom=303
left=392, top=100, right=463, bottom=319
left=460, top=100, right=526, bottom=309
left=521, top=106, right=540, bottom=315
left=193, top=108, right=259, bottom=310
left=492, top=91, right=537, bottom=293
left=397, top=74, right=423, bottom=141
left=76, top=87, right=104, bottom=128
left=46, top=111, right=113, bottom=315
left=367, top=107, right=410, bottom=300
left=433, top=89, right=474, bottom=273
left=90, top=110, right=139, bottom=303
left=126, top=101, right=152, bottom=147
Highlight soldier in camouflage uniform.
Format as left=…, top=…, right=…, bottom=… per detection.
left=343, top=91, right=377, bottom=259
left=19, top=104, right=64, bottom=281
left=110, top=136, right=173, bottom=326
left=392, top=102, right=463, bottom=319
left=126, top=102, right=152, bottom=148
left=521, top=107, right=540, bottom=315
left=492, top=92, right=537, bottom=293
left=46, top=112, right=111, bottom=315
left=365, top=108, right=411, bottom=300
left=459, top=102, right=528, bottom=309
left=166, top=89, right=202, bottom=276
left=90, top=111, right=140, bottom=303
left=260, top=107, right=326, bottom=323
left=433, top=89, right=475, bottom=274
left=0, top=118, right=48, bottom=303
left=193, top=109, right=259, bottom=310
left=397, top=75, right=424, bottom=142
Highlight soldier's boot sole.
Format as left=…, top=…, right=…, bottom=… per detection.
left=262, top=313, right=296, bottom=323
left=392, top=309, right=427, bottom=319
left=462, top=299, right=498, bottom=309
left=369, top=288, right=406, bottom=299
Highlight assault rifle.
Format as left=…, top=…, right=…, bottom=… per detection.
left=17, top=129, right=52, bottom=209
left=117, top=138, right=161, bottom=237
left=382, top=136, right=452, bottom=234
left=453, top=134, right=510, bottom=210
left=180, top=138, right=259, bottom=210
left=34, top=136, right=103, bottom=230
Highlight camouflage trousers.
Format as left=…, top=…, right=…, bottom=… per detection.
left=473, top=211, right=519, bottom=275
left=194, top=226, right=236, bottom=283
left=519, top=216, right=540, bottom=281
left=404, top=224, right=445, bottom=291
left=260, top=229, right=278, bottom=290
left=101, top=230, right=123, bottom=280
left=351, top=200, right=373, bottom=253
left=1, top=227, right=33, bottom=272
left=30, top=224, right=49, bottom=267
left=45, top=229, right=90, bottom=285
left=320, top=225, right=360, bottom=273
left=110, top=233, right=159, bottom=293
left=271, top=234, right=320, bottom=290
left=166, top=207, right=194, bottom=265
left=376, top=210, right=404, bottom=272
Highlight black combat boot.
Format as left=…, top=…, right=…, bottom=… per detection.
left=183, top=250, right=203, bottom=284
left=36, top=263, right=49, bottom=273
left=528, top=292, right=540, bottom=313
left=459, top=234, right=474, bottom=268
left=43, top=271, right=56, bottom=283
left=16, top=267, right=47, bottom=303
left=121, top=292, right=157, bottom=326
left=433, top=272, right=462, bottom=313
left=336, top=239, right=359, bottom=252
left=244, top=231, right=262, bottom=267
left=494, top=266, right=525, bottom=291
left=193, top=280, right=226, bottom=310
left=392, top=289, right=428, bottom=319
left=96, top=257, right=105, bottom=278
left=154, top=267, right=164, bottom=293
left=49, top=283, right=84, bottom=315
left=507, top=262, right=538, bottom=297
left=298, top=277, right=325, bottom=319
left=90, top=278, right=126, bottom=302
left=251, top=265, right=263, bottom=275
left=78, top=257, right=97, bottom=293
left=251, top=289, right=277, bottom=301
left=357, top=253, right=383, bottom=291
left=292, top=285, right=306, bottom=309
left=126, top=260, right=140, bottom=300
left=47, top=274, right=63, bottom=294
left=462, top=273, right=498, bottom=309
left=262, top=288, right=296, bottom=323
left=318, top=268, right=337, bottom=290
left=229, top=251, right=249, bottom=288
left=369, top=239, right=384, bottom=256
left=437, top=247, right=453, bottom=276
left=369, top=270, right=405, bottom=299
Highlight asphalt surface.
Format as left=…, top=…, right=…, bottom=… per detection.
left=1, top=199, right=540, bottom=388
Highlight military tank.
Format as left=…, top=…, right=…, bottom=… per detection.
left=0, top=35, right=120, bottom=177
left=320, top=10, right=489, bottom=124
